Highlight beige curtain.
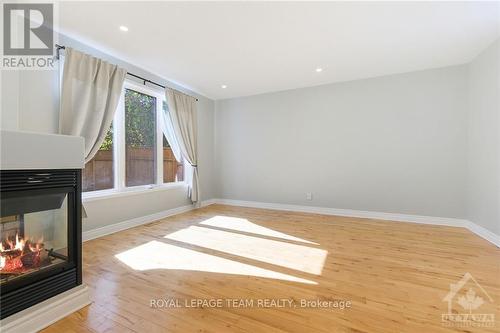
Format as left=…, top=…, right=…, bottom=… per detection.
left=160, top=105, right=182, bottom=162
left=60, top=47, right=126, bottom=163
left=165, top=88, right=199, bottom=203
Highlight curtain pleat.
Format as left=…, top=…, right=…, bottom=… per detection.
left=165, top=88, right=199, bottom=203
left=60, top=47, right=126, bottom=163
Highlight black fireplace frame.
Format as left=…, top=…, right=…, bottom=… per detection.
left=0, top=169, right=82, bottom=319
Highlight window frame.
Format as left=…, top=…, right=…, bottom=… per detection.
left=82, top=79, right=186, bottom=200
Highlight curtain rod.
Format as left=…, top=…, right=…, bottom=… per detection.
left=55, top=44, right=198, bottom=101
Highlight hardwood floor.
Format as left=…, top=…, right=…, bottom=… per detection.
left=42, top=204, right=500, bottom=333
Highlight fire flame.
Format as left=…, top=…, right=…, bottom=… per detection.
left=0, top=233, right=44, bottom=273
left=4, top=233, right=26, bottom=252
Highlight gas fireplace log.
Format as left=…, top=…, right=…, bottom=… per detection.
left=20, top=251, right=41, bottom=268
left=0, top=249, right=22, bottom=259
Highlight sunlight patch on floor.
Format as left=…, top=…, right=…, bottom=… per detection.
left=115, top=240, right=316, bottom=284
left=199, top=216, right=318, bottom=244
left=164, top=226, right=327, bottom=275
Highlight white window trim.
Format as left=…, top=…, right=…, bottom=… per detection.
left=82, top=79, right=186, bottom=200
left=82, top=182, right=187, bottom=202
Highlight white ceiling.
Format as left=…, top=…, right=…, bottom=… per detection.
left=59, top=1, right=499, bottom=100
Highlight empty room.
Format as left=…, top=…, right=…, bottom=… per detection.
left=0, top=1, right=499, bottom=332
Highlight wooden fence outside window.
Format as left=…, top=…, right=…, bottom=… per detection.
left=83, top=147, right=183, bottom=192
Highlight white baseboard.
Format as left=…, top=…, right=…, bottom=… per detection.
left=202, top=198, right=499, bottom=248
left=0, top=285, right=91, bottom=333
left=82, top=204, right=194, bottom=241
left=210, top=199, right=467, bottom=226
left=465, top=220, right=500, bottom=247
left=80, top=197, right=499, bottom=248
left=200, top=198, right=217, bottom=207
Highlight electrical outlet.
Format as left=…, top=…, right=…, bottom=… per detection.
left=306, top=192, right=313, bottom=201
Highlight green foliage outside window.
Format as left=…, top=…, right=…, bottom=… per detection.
left=99, top=88, right=173, bottom=151
left=100, top=126, right=113, bottom=150
left=125, top=89, right=156, bottom=148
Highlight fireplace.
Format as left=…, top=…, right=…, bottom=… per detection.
left=0, top=169, right=82, bottom=319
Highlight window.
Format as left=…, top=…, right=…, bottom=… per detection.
left=125, top=89, right=157, bottom=187
left=82, top=81, right=184, bottom=194
left=82, top=125, right=114, bottom=192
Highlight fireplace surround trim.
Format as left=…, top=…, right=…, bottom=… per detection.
left=0, top=285, right=90, bottom=333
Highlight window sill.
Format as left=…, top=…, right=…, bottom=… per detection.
left=82, top=182, right=187, bottom=203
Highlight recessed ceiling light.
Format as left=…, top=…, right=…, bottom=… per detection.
left=119, top=26, right=129, bottom=32
left=221, top=85, right=227, bottom=89
left=315, top=68, right=323, bottom=73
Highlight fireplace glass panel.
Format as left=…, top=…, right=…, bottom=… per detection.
left=0, top=193, right=69, bottom=285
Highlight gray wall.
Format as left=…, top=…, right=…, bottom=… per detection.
left=1, top=71, right=19, bottom=130
left=215, top=66, right=469, bottom=218
left=2, top=31, right=497, bottom=236
left=0, top=33, right=216, bottom=232
left=467, top=39, right=499, bottom=235
left=1, top=69, right=60, bottom=132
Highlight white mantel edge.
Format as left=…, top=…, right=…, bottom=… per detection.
left=0, top=285, right=90, bottom=333
left=0, top=130, right=84, bottom=170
